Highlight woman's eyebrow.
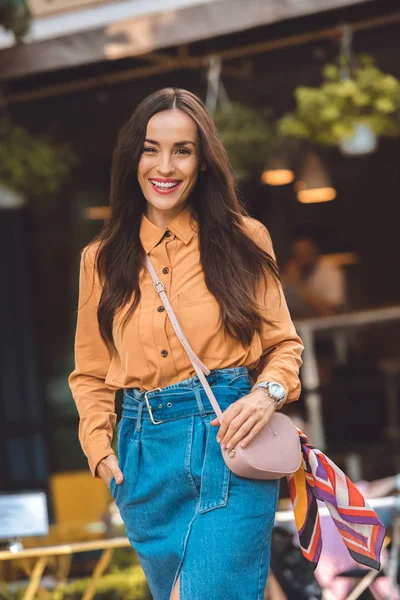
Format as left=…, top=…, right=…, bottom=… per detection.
left=144, top=139, right=196, bottom=147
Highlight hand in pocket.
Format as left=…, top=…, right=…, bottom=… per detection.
left=96, top=454, right=124, bottom=488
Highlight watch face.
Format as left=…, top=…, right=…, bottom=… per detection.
left=269, top=382, right=285, bottom=399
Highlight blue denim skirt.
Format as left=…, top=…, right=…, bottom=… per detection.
left=109, top=366, right=279, bottom=600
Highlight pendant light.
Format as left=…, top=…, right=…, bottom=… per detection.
left=261, top=155, right=295, bottom=186
left=296, top=151, right=336, bottom=204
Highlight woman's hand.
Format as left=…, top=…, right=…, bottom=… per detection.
left=96, top=454, right=124, bottom=487
left=210, top=389, right=276, bottom=450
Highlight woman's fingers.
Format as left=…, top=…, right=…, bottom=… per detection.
left=215, top=402, right=244, bottom=442
left=221, top=413, right=259, bottom=449
left=98, top=455, right=124, bottom=486
left=217, top=390, right=276, bottom=449
left=108, top=456, right=124, bottom=485
left=230, top=419, right=266, bottom=449
left=112, top=466, right=124, bottom=485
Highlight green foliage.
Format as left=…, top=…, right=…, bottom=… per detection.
left=0, top=0, right=31, bottom=41
left=278, top=55, right=400, bottom=145
left=108, top=545, right=137, bottom=571
left=0, top=582, right=25, bottom=599
left=0, top=121, right=78, bottom=200
left=0, top=564, right=150, bottom=600
left=52, top=565, right=150, bottom=600
left=213, top=103, right=276, bottom=181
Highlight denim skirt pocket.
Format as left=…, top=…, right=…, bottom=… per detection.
left=197, top=375, right=252, bottom=515
left=198, top=414, right=231, bottom=514
left=197, top=372, right=267, bottom=514
left=110, top=416, right=140, bottom=503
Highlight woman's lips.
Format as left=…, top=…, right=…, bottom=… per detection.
left=149, top=180, right=183, bottom=195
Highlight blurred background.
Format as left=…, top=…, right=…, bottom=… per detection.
left=1, top=0, right=400, bottom=598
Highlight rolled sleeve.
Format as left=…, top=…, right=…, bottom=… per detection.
left=68, top=244, right=119, bottom=477
left=253, top=225, right=304, bottom=403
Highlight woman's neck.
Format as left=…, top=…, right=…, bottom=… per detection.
left=145, top=202, right=189, bottom=229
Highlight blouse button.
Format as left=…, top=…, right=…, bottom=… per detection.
left=161, top=349, right=168, bottom=357
left=157, top=306, right=165, bottom=312
left=162, top=267, right=169, bottom=274
left=164, top=230, right=171, bottom=238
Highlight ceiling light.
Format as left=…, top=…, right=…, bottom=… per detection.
left=296, top=151, right=336, bottom=204
left=261, top=156, right=295, bottom=186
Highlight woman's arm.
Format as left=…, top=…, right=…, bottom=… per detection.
left=253, top=224, right=304, bottom=404
left=210, top=221, right=304, bottom=449
left=68, top=244, right=119, bottom=477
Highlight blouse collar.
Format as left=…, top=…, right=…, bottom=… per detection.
left=140, top=203, right=199, bottom=254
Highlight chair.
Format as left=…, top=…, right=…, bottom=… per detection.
left=49, top=471, right=111, bottom=526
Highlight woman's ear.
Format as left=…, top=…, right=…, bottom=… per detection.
left=200, top=161, right=207, bottom=172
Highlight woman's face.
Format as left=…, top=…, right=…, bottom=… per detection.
left=137, top=108, right=204, bottom=216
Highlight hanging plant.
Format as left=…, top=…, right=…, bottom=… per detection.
left=278, top=55, right=400, bottom=146
left=0, top=121, right=78, bottom=203
left=213, top=103, right=277, bottom=181
left=0, top=0, right=31, bottom=42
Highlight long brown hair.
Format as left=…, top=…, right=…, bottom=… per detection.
left=87, top=87, right=279, bottom=355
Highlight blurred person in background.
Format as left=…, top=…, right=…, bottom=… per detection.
left=281, top=227, right=347, bottom=448
left=69, top=88, right=304, bottom=600
left=282, top=227, right=346, bottom=319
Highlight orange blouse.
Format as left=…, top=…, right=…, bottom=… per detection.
left=68, top=204, right=304, bottom=476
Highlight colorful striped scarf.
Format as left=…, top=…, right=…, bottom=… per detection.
left=287, top=429, right=386, bottom=571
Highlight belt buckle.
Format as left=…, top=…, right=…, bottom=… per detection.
left=144, top=388, right=163, bottom=424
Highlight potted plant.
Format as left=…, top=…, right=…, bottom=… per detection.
left=0, top=0, right=31, bottom=42
left=0, top=120, right=77, bottom=207
left=213, top=103, right=277, bottom=181
left=278, top=55, right=400, bottom=152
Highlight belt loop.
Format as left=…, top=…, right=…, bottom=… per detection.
left=136, top=401, right=144, bottom=432
left=194, top=387, right=205, bottom=416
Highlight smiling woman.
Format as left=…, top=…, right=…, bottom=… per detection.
left=137, top=110, right=206, bottom=216
left=68, top=87, right=304, bottom=600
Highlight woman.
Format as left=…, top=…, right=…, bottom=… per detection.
left=69, top=87, right=304, bottom=600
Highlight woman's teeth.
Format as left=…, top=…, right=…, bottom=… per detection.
left=150, top=180, right=179, bottom=189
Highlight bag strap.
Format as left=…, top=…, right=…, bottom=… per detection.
left=145, top=254, right=225, bottom=422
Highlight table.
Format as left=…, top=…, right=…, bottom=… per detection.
left=0, top=536, right=131, bottom=600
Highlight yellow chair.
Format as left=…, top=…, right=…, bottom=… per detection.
left=50, top=471, right=111, bottom=526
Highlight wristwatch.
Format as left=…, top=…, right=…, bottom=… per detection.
left=251, top=381, right=287, bottom=410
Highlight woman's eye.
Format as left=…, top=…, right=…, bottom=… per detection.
left=142, top=147, right=190, bottom=155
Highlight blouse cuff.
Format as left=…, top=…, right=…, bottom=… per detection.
left=86, top=437, right=116, bottom=478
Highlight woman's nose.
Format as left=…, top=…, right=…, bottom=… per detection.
left=157, top=154, right=175, bottom=175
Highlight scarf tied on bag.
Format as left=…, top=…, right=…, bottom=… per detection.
left=287, top=428, right=386, bottom=571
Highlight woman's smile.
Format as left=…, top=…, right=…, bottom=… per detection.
left=149, top=178, right=183, bottom=195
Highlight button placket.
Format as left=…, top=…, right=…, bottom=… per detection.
left=151, top=242, right=176, bottom=380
